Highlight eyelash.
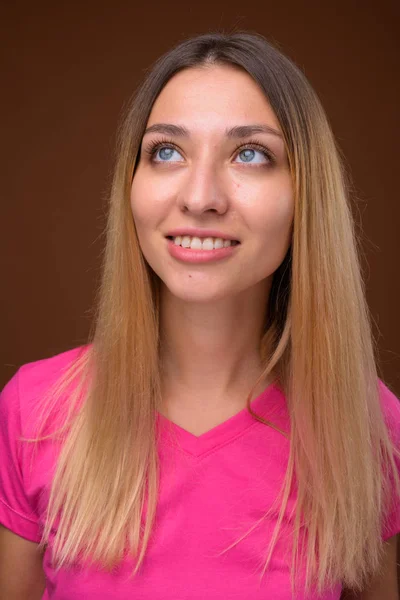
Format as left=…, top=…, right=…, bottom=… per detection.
left=143, top=137, right=276, bottom=165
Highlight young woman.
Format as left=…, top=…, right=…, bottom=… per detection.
left=0, top=32, right=399, bottom=600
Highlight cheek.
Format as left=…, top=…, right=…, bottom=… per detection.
left=129, top=178, right=161, bottom=271
left=130, top=173, right=167, bottom=229
left=264, top=194, right=294, bottom=238
left=253, top=195, right=293, bottom=277
left=130, top=177, right=145, bottom=224
left=265, top=201, right=293, bottom=259
left=243, top=179, right=294, bottom=247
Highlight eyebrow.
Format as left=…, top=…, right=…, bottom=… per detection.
left=143, top=123, right=283, bottom=139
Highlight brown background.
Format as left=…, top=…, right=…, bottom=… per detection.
left=1, top=0, right=400, bottom=588
left=1, top=1, right=399, bottom=389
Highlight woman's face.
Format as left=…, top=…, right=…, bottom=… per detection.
left=130, top=64, right=294, bottom=303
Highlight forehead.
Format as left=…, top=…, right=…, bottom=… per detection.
left=146, top=65, right=280, bottom=132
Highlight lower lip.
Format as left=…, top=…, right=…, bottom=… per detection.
left=166, top=238, right=239, bottom=263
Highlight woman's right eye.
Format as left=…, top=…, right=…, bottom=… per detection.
left=153, top=146, right=184, bottom=162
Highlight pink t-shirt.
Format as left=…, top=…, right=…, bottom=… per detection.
left=1, top=347, right=399, bottom=599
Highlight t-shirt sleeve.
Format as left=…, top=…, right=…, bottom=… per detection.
left=0, top=368, right=42, bottom=542
left=379, top=379, right=400, bottom=541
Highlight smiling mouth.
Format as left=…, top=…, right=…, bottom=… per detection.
left=166, top=235, right=240, bottom=251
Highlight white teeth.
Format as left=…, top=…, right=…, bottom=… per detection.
left=190, top=236, right=203, bottom=250
left=202, top=237, right=214, bottom=250
left=170, top=235, right=234, bottom=250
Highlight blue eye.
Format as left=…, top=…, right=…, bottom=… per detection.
left=235, top=148, right=267, bottom=164
left=146, top=140, right=273, bottom=166
left=154, top=146, right=184, bottom=162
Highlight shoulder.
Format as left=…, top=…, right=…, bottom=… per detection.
left=376, top=378, right=400, bottom=542
left=0, top=346, right=90, bottom=543
left=1, top=345, right=91, bottom=437
left=17, top=345, right=90, bottom=390
left=378, top=378, right=400, bottom=440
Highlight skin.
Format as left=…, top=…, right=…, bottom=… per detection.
left=130, top=64, right=294, bottom=427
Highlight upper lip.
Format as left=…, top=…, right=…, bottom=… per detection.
left=165, top=228, right=240, bottom=241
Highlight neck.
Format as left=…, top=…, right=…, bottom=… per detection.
left=159, top=279, right=273, bottom=413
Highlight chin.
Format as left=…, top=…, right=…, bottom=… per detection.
left=162, top=280, right=233, bottom=304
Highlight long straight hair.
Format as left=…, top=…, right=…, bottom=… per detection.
left=26, top=32, right=400, bottom=597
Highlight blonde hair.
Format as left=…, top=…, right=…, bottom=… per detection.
left=25, top=32, right=400, bottom=597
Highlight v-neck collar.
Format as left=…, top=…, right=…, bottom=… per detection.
left=156, top=381, right=286, bottom=458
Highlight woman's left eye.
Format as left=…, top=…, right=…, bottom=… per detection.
left=234, top=148, right=268, bottom=164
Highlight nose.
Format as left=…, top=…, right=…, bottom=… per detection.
left=177, top=160, right=229, bottom=216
